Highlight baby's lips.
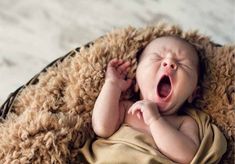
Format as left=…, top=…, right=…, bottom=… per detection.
left=155, top=73, right=173, bottom=102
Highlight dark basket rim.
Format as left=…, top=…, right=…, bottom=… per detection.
left=0, top=42, right=93, bottom=120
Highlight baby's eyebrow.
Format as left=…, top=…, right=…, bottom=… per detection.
left=167, top=47, right=193, bottom=60
left=159, top=47, right=184, bottom=59
left=151, top=52, right=160, bottom=56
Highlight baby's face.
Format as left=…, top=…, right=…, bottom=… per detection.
left=136, top=36, right=199, bottom=115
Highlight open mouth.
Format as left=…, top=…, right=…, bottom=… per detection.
left=157, top=75, right=172, bottom=99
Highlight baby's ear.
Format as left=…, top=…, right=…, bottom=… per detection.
left=187, top=86, right=201, bottom=103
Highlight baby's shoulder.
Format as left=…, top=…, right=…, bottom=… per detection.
left=179, top=115, right=198, bottom=133
left=181, top=115, right=197, bottom=125
left=178, top=115, right=200, bottom=146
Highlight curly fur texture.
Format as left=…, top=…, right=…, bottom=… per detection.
left=0, top=23, right=234, bottom=163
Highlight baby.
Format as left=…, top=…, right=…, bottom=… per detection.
left=92, top=36, right=200, bottom=163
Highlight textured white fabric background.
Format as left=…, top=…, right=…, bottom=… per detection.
left=0, top=0, right=235, bottom=103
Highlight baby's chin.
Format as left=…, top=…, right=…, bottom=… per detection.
left=157, top=101, right=179, bottom=115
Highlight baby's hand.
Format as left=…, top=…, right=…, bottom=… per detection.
left=128, top=100, right=161, bottom=126
left=105, top=58, right=132, bottom=92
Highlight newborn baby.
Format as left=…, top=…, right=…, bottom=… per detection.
left=92, top=36, right=200, bottom=163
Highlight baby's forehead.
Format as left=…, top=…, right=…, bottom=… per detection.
left=148, top=36, right=193, bottom=50
left=142, top=36, right=198, bottom=59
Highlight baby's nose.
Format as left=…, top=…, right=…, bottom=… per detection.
left=161, top=59, right=177, bottom=72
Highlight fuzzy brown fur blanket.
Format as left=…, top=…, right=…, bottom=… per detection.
left=0, top=24, right=234, bottom=163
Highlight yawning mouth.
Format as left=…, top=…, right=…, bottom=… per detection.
left=157, top=75, right=172, bottom=100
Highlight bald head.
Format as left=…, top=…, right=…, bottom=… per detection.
left=136, top=36, right=202, bottom=83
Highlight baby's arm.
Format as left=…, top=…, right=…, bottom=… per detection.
left=92, top=59, right=132, bottom=138
left=128, top=100, right=199, bottom=163
left=150, top=116, right=199, bottom=163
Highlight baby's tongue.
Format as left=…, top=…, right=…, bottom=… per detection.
left=158, top=83, right=171, bottom=97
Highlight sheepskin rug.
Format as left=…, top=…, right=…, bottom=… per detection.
left=0, top=24, right=234, bottom=163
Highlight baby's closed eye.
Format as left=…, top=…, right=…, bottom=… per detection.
left=178, top=62, right=192, bottom=70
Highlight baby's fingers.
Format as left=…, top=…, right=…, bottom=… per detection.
left=117, top=61, right=130, bottom=72
left=137, top=111, right=142, bottom=119
left=128, top=105, right=142, bottom=120
left=128, top=103, right=141, bottom=115
left=108, top=58, right=118, bottom=66
left=108, top=59, right=123, bottom=68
